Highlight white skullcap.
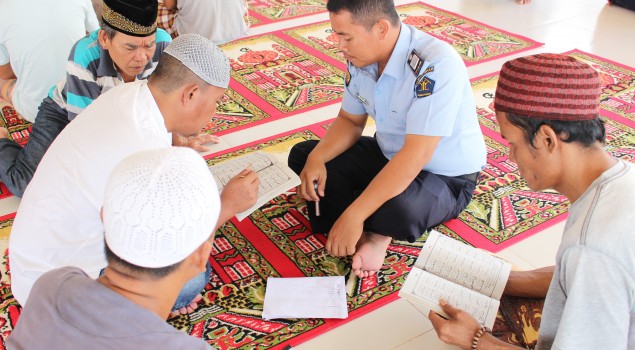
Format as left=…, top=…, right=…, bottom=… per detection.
left=164, top=33, right=230, bottom=89
left=103, top=147, right=220, bottom=268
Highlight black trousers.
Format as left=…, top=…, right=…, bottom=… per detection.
left=288, top=137, right=477, bottom=242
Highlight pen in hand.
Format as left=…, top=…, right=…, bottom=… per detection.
left=313, top=181, right=321, bottom=217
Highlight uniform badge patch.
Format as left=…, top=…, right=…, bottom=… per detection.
left=407, top=49, right=423, bottom=76
left=415, top=74, right=435, bottom=98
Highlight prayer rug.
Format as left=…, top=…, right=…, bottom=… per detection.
left=0, top=199, right=542, bottom=349
left=0, top=213, right=19, bottom=348
left=247, top=0, right=327, bottom=27
left=279, top=2, right=543, bottom=67
left=167, top=120, right=425, bottom=349
left=495, top=296, right=544, bottom=350
left=0, top=105, right=30, bottom=148
left=436, top=49, right=635, bottom=252
left=203, top=88, right=271, bottom=136
left=217, top=33, right=345, bottom=130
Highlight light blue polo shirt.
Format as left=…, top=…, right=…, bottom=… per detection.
left=342, top=24, right=486, bottom=177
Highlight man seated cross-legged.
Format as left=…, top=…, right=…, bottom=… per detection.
left=288, top=0, right=486, bottom=278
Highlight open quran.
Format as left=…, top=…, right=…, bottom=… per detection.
left=209, top=151, right=301, bottom=221
left=399, top=230, right=511, bottom=329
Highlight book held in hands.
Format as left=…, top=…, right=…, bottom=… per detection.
left=209, top=151, right=300, bottom=221
left=399, top=230, right=511, bottom=329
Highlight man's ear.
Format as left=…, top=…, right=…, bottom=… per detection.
left=536, top=124, right=559, bottom=153
left=98, top=30, right=110, bottom=49
left=181, top=83, right=200, bottom=108
left=375, top=19, right=390, bottom=39
left=191, top=240, right=212, bottom=273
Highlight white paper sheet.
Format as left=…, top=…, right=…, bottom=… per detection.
left=262, top=276, right=348, bottom=320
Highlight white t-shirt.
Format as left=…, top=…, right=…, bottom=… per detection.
left=537, top=160, right=635, bottom=349
left=174, top=0, right=248, bottom=45
left=9, top=81, right=172, bottom=305
left=0, top=0, right=99, bottom=121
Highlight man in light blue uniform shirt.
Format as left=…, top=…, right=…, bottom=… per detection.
left=288, top=0, right=485, bottom=278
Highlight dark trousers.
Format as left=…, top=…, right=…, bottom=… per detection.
left=0, top=97, right=69, bottom=197
left=288, top=137, right=477, bottom=242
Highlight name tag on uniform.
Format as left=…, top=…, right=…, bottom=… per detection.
left=407, top=49, right=423, bottom=76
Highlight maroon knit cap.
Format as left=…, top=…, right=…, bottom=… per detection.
left=494, top=53, right=601, bottom=121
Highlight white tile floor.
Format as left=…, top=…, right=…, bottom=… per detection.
left=0, top=0, right=633, bottom=349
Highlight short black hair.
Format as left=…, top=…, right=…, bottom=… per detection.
left=148, top=53, right=206, bottom=93
left=506, top=113, right=606, bottom=148
left=327, top=0, right=400, bottom=30
left=104, top=243, right=183, bottom=280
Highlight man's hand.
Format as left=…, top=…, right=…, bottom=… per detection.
left=325, top=211, right=364, bottom=256
left=297, top=155, right=326, bottom=202
left=172, top=133, right=220, bottom=152
left=429, top=299, right=481, bottom=350
left=220, top=167, right=259, bottom=216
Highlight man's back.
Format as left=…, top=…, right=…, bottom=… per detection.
left=0, top=0, right=99, bottom=121
left=7, top=267, right=211, bottom=350
left=9, top=81, right=171, bottom=305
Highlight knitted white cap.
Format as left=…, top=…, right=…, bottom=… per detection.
left=164, top=33, right=231, bottom=89
left=103, top=147, right=220, bottom=268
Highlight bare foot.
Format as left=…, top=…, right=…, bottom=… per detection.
left=0, top=127, right=8, bottom=139
left=351, top=232, right=392, bottom=278
left=169, top=294, right=203, bottom=318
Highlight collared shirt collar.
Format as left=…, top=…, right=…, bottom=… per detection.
left=382, top=24, right=411, bottom=79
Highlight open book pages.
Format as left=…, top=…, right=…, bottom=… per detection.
left=399, top=230, right=511, bottom=329
left=209, top=151, right=300, bottom=221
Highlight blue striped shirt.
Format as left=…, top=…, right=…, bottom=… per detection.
left=49, top=28, right=171, bottom=120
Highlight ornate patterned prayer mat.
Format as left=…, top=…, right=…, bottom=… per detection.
left=436, top=50, right=635, bottom=252
left=283, top=2, right=543, bottom=67
left=0, top=213, right=19, bottom=348
left=248, top=0, right=327, bottom=27
left=0, top=105, right=30, bottom=149
left=495, top=296, right=544, bottom=350
left=168, top=121, right=423, bottom=349
left=0, top=201, right=543, bottom=349
left=220, top=33, right=345, bottom=117
left=204, top=87, right=270, bottom=136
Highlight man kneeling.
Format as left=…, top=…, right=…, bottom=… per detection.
left=8, top=147, right=219, bottom=349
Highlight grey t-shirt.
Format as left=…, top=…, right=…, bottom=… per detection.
left=537, top=160, right=635, bottom=349
left=7, top=267, right=212, bottom=350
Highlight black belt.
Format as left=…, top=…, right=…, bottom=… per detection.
left=456, top=171, right=480, bottom=183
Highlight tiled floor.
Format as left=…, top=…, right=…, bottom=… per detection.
left=0, top=0, right=633, bottom=349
